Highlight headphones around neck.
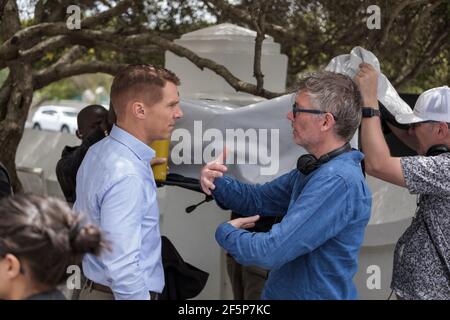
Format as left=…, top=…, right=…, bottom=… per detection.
left=297, top=143, right=352, bottom=175
left=425, top=144, right=450, bottom=157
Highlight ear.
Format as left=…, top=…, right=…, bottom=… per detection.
left=321, top=113, right=335, bottom=132
left=75, top=129, right=82, bottom=140
left=437, top=122, right=449, bottom=138
left=131, top=102, right=146, bottom=119
left=3, top=254, right=22, bottom=279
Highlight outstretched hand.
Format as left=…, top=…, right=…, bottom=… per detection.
left=200, top=147, right=228, bottom=195
left=354, top=62, right=379, bottom=107
left=228, top=215, right=260, bottom=229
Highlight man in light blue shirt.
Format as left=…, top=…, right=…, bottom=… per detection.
left=74, top=65, right=183, bottom=300
left=200, top=71, right=372, bottom=299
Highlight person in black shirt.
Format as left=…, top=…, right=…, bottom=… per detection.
left=56, top=104, right=109, bottom=204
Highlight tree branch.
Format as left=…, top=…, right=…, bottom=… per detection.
left=137, top=34, right=282, bottom=98
left=379, top=0, right=429, bottom=48
left=0, top=73, right=12, bottom=121
left=54, top=45, right=87, bottom=66
left=6, top=62, right=32, bottom=122
left=0, top=0, right=133, bottom=61
left=0, top=0, right=21, bottom=40
left=400, top=0, right=442, bottom=49
left=112, top=30, right=283, bottom=98
left=33, top=60, right=124, bottom=90
left=29, top=28, right=283, bottom=98
left=393, top=28, right=450, bottom=87
left=81, top=0, right=134, bottom=28
left=0, top=0, right=9, bottom=21
left=251, top=1, right=267, bottom=94
left=0, top=35, right=70, bottom=69
left=0, top=60, right=33, bottom=192
left=206, top=0, right=288, bottom=38
left=34, top=0, right=46, bottom=23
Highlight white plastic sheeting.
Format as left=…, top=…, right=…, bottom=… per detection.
left=169, top=96, right=358, bottom=184
left=326, top=46, right=412, bottom=117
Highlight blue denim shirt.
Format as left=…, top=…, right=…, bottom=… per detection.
left=214, top=150, right=372, bottom=300
left=73, top=125, right=163, bottom=300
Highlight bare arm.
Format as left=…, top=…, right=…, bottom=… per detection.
left=355, top=63, right=406, bottom=187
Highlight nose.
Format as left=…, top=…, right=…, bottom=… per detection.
left=175, top=105, right=183, bottom=119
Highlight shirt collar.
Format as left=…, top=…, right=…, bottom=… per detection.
left=109, top=125, right=155, bottom=162
left=341, top=149, right=364, bottom=162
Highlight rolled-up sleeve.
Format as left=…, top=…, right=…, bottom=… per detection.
left=99, top=175, right=150, bottom=300
left=212, top=171, right=297, bottom=217
left=215, top=174, right=350, bottom=270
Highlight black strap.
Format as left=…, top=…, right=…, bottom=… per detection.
left=297, top=142, right=352, bottom=175
left=425, top=144, right=450, bottom=157
left=318, top=142, right=352, bottom=163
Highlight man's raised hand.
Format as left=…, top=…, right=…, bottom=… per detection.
left=200, top=148, right=228, bottom=195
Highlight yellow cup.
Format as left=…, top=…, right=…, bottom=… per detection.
left=150, top=139, right=170, bottom=181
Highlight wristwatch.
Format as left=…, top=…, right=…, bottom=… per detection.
left=362, top=107, right=381, bottom=118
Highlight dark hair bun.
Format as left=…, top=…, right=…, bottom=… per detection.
left=70, top=224, right=102, bottom=255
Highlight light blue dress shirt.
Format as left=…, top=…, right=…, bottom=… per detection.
left=73, top=125, right=163, bottom=300
left=214, top=151, right=372, bottom=299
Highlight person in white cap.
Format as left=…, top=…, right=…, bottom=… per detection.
left=355, top=62, right=450, bottom=300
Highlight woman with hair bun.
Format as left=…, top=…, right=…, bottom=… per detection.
left=0, top=194, right=105, bottom=300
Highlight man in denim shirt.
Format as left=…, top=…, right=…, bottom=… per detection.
left=74, top=65, right=183, bottom=300
left=200, top=71, right=372, bottom=299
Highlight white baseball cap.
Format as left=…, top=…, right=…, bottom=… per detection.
left=395, top=86, right=450, bottom=124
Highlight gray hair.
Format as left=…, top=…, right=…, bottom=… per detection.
left=295, top=71, right=362, bottom=142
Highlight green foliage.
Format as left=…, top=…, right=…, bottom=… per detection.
left=221, top=0, right=449, bottom=93
left=34, top=73, right=113, bottom=103
left=36, top=78, right=80, bottom=101
left=402, top=50, right=450, bottom=93
left=14, top=0, right=450, bottom=96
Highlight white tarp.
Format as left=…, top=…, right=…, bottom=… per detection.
left=169, top=96, right=358, bottom=184
left=17, top=47, right=409, bottom=188
left=325, top=46, right=413, bottom=116
left=169, top=96, right=302, bottom=183
left=169, top=47, right=411, bottom=184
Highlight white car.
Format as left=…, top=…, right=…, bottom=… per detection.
left=31, top=106, right=79, bottom=134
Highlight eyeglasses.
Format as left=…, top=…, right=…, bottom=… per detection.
left=292, top=103, right=338, bottom=121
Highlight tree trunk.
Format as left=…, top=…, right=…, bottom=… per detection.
left=0, top=120, right=23, bottom=192
left=0, top=1, right=33, bottom=192
left=0, top=62, right=33, bottom=192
